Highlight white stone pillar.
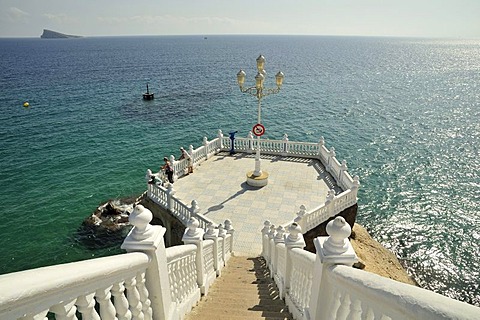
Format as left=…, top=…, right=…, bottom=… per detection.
left=247, top=131, right=254, bottom=154
left=261, top=220, right=271, bottom=260
left=204, top=223, right=221, bottom=276
left=351, top=175, right=360, bottom=199
left=308, top=216, right=358, bottom=320
left=190, top=200, right=200, bottom=220
left=284, top=223, right=305, bottom=292
left=294, top=204, right=307, bottom=233
left=217, top=129, right=224, bottom=149
left=272, top=225, right=285, bottom=285
left=188, top=145, right=194, bottom=170
left=318, top=136, right=325, bottom=160
left=166, top=184, right=175, bottom=211
left=268, top=224, right=276, bottom=274
left=169, top=155, right=176, bottom=181
left=182, top=217, right=206, bottom=294
left=121, top=205, right=174, bottom=320
left=146, top=169, right=153, bottom=197
left=327, top=147, right=336, bottom=172
left=224, top=219, right=235, bottom=254
left=218, top=224, right=227, bottom=267
left=282, top=133, right=289, bottom=156
left=203, top=137, right=209, bottom=159
left=325, top=189, right=336, bottom=218
left=339, top=159, right=348, bottom=188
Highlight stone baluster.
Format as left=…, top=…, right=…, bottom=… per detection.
left=224, top=219, right=235, bottom=254
left=247, top=131, right=254, bottom=153
left=95, top=287, right=116, bottom=320
left=284, top=223, right=305, bottom=292
left=124, top=277, right=144, bottom=320
left=268, top=224, right=276, bottom=274
left=282, top=133, right=289, bottom=156
left=261, top=220, right=272, bottom=260
left=166, top=184, right=175, bottom=211
left=294, top=204, right=307, bottom=232
left=217, top=129, right=224, bottom=149
left=203, top=136, right=209, bottom=159
left=204, top=222, right=221, bottom=275
left=137, top=273, right=153, bottom=320
left=308, top=216, right=358, bottom=320
left=111, top=282, right=131, bottom=320
left=50, top=300, right=77, bottom=320
left=121, top=204, right=174, bottom=320
left=76, top=293, right=100, bottom=320
left=182, top=217, right=206, bottom=294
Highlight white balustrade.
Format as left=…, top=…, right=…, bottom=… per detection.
left=148, top=131, right=360, bottom=239
left=0, top=204, right=235, bottom=320
left=166, top=245, right=200, bottom=316
left=262, top=216, right=480, bottom=320
left=0, top=252, right=151, bottom=320
left=288, top=248, right=315, bottom=319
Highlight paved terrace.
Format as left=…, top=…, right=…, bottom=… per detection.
left=172, top=151, right=342, bottom=256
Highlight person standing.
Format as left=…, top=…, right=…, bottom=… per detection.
left=179, top=147, right=193, bottom=174
left=162, top=157, right=174, bottom=184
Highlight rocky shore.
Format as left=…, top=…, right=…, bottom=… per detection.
left=351, top=223, right=417, bottom=286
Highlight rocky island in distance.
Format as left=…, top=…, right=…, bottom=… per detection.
left=40, top=29, right=82, bottom=39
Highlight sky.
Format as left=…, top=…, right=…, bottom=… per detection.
left=0, top=0, right=479, bottom=38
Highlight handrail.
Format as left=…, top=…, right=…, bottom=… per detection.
left=322, top=264, right=480, bottom=320
left=0, top=206, right=235, bottom=320
left=262, top=217, right=480, bottom=320
left=0, top=252, right=150, bottom=319
left=148, top=130, right=360, bottom=236
left=148, top=183, right=216, bottom=230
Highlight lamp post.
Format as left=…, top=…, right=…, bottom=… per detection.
left=237, top=55, right=284, bottom=187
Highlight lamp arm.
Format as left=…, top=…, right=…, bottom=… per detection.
left=239, top=86, right=281, bottom=99
left=261, top=87, right=281, bottom=98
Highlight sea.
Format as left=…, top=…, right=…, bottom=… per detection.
left=0, top=35, right=478, bottom=306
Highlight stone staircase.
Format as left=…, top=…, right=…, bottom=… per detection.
left=185, top=256, right=294, bottom=320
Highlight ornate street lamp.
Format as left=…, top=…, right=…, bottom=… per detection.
left=237, top=55, right=284, bottom=187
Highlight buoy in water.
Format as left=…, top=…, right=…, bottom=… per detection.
left=23, top=102, right=30, bottom=108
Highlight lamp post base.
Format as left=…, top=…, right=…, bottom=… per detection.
left=246, top=170, right=269, bottom=187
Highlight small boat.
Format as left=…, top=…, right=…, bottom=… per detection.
left=143, top=84, right=154, bottom=100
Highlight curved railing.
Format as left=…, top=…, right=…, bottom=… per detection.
left=147, top=183, right=216, bottom=230
left=148, top=130, right=360, bottom=235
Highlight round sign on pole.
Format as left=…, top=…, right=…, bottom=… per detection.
left=253, top=123, right=265, bottom=136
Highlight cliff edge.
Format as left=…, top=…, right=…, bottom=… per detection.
left=40, top=29, right=82, bottom=39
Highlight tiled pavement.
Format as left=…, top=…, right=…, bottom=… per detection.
left=172, top=152, right=340, bottom=257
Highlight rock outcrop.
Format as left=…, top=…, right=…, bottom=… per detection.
left=40, top=29, right=82, bottom=39
left=75, top=199, right=135, bottom=249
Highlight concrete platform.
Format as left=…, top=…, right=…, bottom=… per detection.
left=172, top=152, right=341, bottom=256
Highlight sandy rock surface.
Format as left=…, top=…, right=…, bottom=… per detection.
left=350, top=223, right=417, bottom=286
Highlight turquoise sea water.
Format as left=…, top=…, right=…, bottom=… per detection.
left=0, top=35, right=479, bottom=305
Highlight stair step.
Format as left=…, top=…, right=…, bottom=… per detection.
left=185, top=256, right=293, bottom=320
